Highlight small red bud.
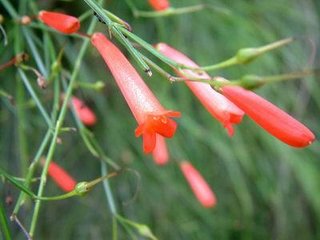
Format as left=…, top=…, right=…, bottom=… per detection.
left=180, top=161, right=217, bottom=208
left=43, top=160, right=77, bottom=192
left=148, top=0, right=170, bottom=11
left=38, top=10, right=80, bottom=34
left=71, top=96, right=97, bottom=126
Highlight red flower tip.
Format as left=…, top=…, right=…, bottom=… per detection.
left=38, top=10, right=80, bottom=34
left=180, top=161, right=217, bottom=208
left=148, top=0, right=170, bottom=11
left=91, top=33, right=180, bottom=154
left=156, top=43, right=244, bottom=136
left=222, top=86, right=316, bottom=147
left=152, top=135, right=169, bottom=165
left=71, top=96, right=97, bottom=126
left=43, top=160, right=77, bottom=192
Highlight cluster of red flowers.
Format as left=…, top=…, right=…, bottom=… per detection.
left=37, top=5, right=315, bottom=208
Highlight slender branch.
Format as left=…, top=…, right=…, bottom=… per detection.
left=101, top=162, right=117, bottom=215
left=28, top=8, right=101, bottom=237
left=18, top=69, right=52, bottom=127
left=0, top=201, right=12, bottom=240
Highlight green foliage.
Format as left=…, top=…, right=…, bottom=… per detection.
left=0, top=0, right=319, bottom=239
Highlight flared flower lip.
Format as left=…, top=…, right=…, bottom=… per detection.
left=135, top=110, right=181, bottom=153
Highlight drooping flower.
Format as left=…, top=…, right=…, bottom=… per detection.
left=91, top=33, right=180, bottom=153
left=180, top=161, right=217, bottom=208
left=152, top=135, right=169, bottom=165
left=156, top=43, right=244, bottom=136
left=148, top=0, right=170, bottom=11
left=45, top=161, right=77, bottom=192
left=38, top=11, right=80, bottom=34
left=221, top=86, right=315, bottom=147
left=71, top=96, right=97, bottom=126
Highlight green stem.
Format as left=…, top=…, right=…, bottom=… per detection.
left=11, top=176, right=40, bottom=182
left=199, top=38, right=293, bottom=71
left=79, top=9, right=94, bottom=21
left=140, top=53, right=219, bottom=85
left=35, top=191, right=78, bottom=201
left=75, top=80, right=105, bottom=90
left=133, top=5, right=205, bottom=18
left=0, top=24, right=8, bottom=46
left=139, top=54, right=174, bottom=81
left=28, top=8, right=101, bottom=237
left=119, top=27, right=181, bottom=68
left=101, top=162, right=117, bottom=215
left=91, top=138, right=121, bottom=170
left=22, top=27, right=48, bottom=77
left=104, top=10, right=131, bottom=31
left=234, top=69, right=319, bottom=89
left=260, top=70, right=316, bottom=83
left=12, top=130, right=51, bottom=215
left=0, top=200, right=12, bottom=240
left=18, top=69, right=52, bottom=127
left=0, top=0, right=19, bottom=18
left=112, top=216, right=118, bottom=240
left=200, top=57, right=238, bottom=71
left=16, top=78, right=29, bottom=176
left=259, top=37, right=293, bottom=54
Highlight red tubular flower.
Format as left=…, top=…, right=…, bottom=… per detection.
left=152, top=135, right=169, bottom=165
left=45, top=161, right=77, bottom=192
left=71, top=96, right=97, bottom=126
left=156, top=43, right=244, bottom=136
left=180, top=161, right=217, bottom=208
left=148, top=0, right=170, bottom=11
left=222, top=86, right=315, bottom=147
left=91, top=33, right=180, bottom=153
left=38, top=11, right=80, bottom=34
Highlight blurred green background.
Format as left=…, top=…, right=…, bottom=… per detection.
left=1, top=0, right=320, bottom=239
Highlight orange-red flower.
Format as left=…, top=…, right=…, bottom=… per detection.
left=180, top=161, right=217, bottom=208
left=156, top=43, right=244, bottom=136
left=91, top=33, right=180, bottom=153
left=46, top=161, right=76, bottom=192
left=148, top=0, right=170, bottom=11
left=152, top=135, right=169, bottom=165
left=222, top=86, right=315, bottom=147
left=71, top=96, right=97, bottom=126
left=38, top=11, right=80, bottom=34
